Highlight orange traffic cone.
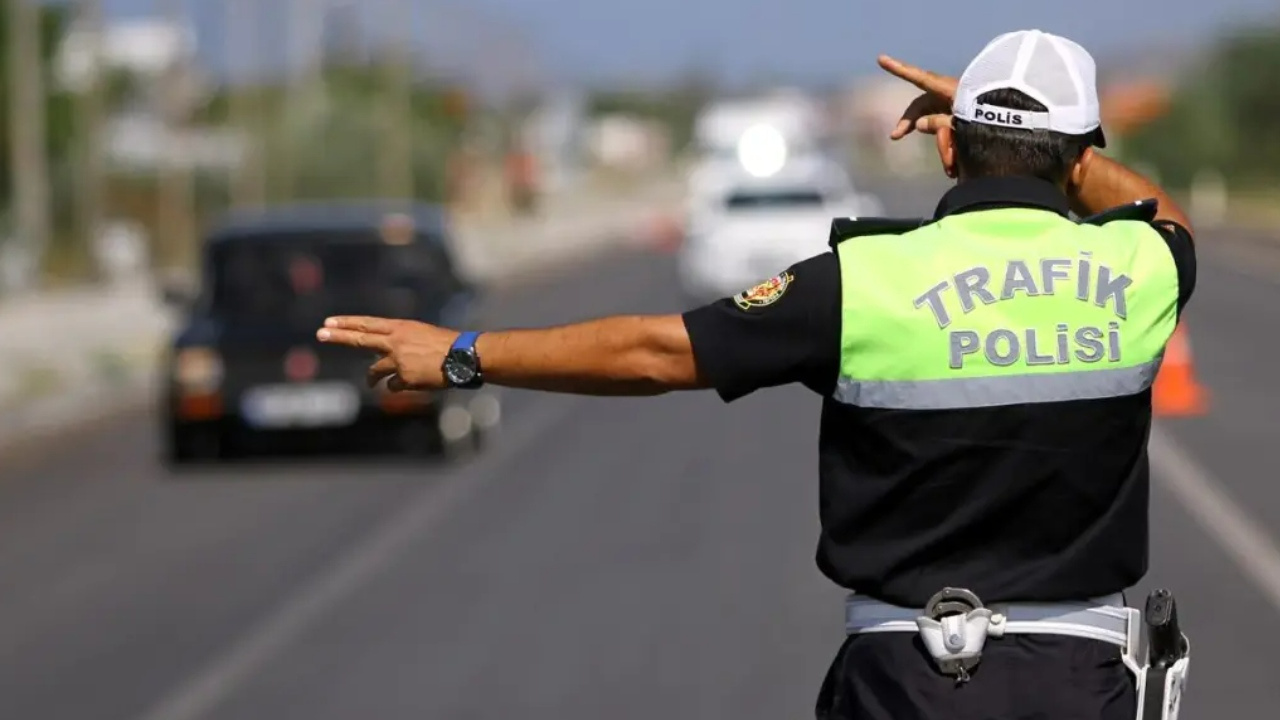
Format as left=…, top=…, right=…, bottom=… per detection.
left=1152, top=323, right=1209, bottom=417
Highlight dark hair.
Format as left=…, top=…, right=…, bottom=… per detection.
left=952, top=88, right=1093, bottom=184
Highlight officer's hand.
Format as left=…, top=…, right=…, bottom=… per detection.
left=878, top=55, right=959, bottom=139
left=317, top=315, right=456, bottom=391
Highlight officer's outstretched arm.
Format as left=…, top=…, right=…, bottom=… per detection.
left=317, top=313, right=710, bottom=396
left=470, top=315, right=709, bottom=395
left=320, top=255, right=834, bottom=397
left=1068, top=152, right=1194, bottom=237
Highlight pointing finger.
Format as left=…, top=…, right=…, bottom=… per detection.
left=324, top=316, right=395, bottom=334
left=877, top=55, right=953, bottom=96
left=316, top=327, right=393, bottom=352
left=877, top=55, right=931, bottom=91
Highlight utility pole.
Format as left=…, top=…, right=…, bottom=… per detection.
left=227, top=0, right=264, bottom=208
left=74, top=0, right=106, bottom=276
left=155, top=0, right=195, bottom=269
left=7, top=0, right=50, bottom=287
left=378, top=0, right=413, bottom=201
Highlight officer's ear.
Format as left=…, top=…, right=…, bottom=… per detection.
left=935, top=122, right=958, bottom=180
left=1068, top=146, right=1096, bottom=193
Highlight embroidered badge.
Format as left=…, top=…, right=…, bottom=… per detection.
left=733, top=271, right=794, bottom=310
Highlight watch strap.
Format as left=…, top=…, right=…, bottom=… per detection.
left=451, top=331, right=482, bottom=352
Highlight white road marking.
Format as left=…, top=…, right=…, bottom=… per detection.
left=134, top=395, right=583, bottom=720
left=1149, top=425, right=1280, bottom=612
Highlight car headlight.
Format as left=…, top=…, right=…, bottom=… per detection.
left=173, top=347, right=223, bottom=392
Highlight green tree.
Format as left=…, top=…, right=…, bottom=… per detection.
left=0, top=2, right=77, bottom=211
left=1123, top=24, right=1280, bottom=189
left=196, top=54, right=467, bottom=203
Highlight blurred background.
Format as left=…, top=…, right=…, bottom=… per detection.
left=0, top=1, right=1277, bottom=719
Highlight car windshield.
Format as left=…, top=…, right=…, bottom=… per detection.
left=207, top=230, right=452, bottom=326
left=723, top=188, right=826, bottom=210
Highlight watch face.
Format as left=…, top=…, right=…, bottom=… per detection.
left=445, top=350, right=478, bottom=385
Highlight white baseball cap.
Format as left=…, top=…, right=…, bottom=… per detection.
left=952, top=29, right=1106, bottom=147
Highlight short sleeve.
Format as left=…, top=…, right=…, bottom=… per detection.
left=681, top=251, right=842, bottom=402
left=1151, top=220, right=1196, bottom=316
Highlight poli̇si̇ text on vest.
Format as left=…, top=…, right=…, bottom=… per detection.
left=912, top=253, right=1133, bottom=369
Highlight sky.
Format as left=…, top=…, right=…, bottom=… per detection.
left=94, top=0, right=1280, bottom=89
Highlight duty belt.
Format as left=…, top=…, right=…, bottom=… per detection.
left=846, top=589, right=1133, bottom=653
left=842, top=587, right=1191, bottom=720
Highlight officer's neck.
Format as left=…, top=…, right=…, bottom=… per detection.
left=955, top=172, right=1068, bottom=193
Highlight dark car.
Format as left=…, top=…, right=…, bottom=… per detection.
left=158, top=201, right=500, bottom=466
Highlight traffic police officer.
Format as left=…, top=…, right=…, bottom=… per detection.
left=318, top=29, right=1194, bottom=720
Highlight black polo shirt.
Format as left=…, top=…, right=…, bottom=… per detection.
left=682, top=176, right=1197, bottom=607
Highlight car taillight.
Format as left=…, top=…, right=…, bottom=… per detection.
left=173, top=348, right=223, bottom=392
left=284, top=347, right=318, bottom=382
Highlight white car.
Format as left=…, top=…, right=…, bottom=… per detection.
left=678, top=156, right=883, bottom=303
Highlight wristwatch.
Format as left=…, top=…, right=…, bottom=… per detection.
left=441, top=331, right=484, bottom=389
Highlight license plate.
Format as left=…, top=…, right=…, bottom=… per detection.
left=240, top=383, right=360, bottom=429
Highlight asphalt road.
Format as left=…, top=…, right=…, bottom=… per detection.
left=1, top=179, right=1277, bottom=720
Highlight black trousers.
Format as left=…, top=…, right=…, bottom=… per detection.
left=816, top=632, right=1137, bottom=720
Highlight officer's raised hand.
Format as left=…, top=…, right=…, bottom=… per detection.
left=318, top=316, right=458, bottom=391
left=877, top=55, right=958, bottom=138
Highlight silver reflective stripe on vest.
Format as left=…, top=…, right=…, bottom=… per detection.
left=834, top=356, right=1163, bottom=410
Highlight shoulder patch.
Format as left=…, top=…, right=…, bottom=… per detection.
left=733, top=271, right=793, bottom=310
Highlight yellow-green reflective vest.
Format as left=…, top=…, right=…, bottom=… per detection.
left=833, top=208, right=1180, bottom=410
